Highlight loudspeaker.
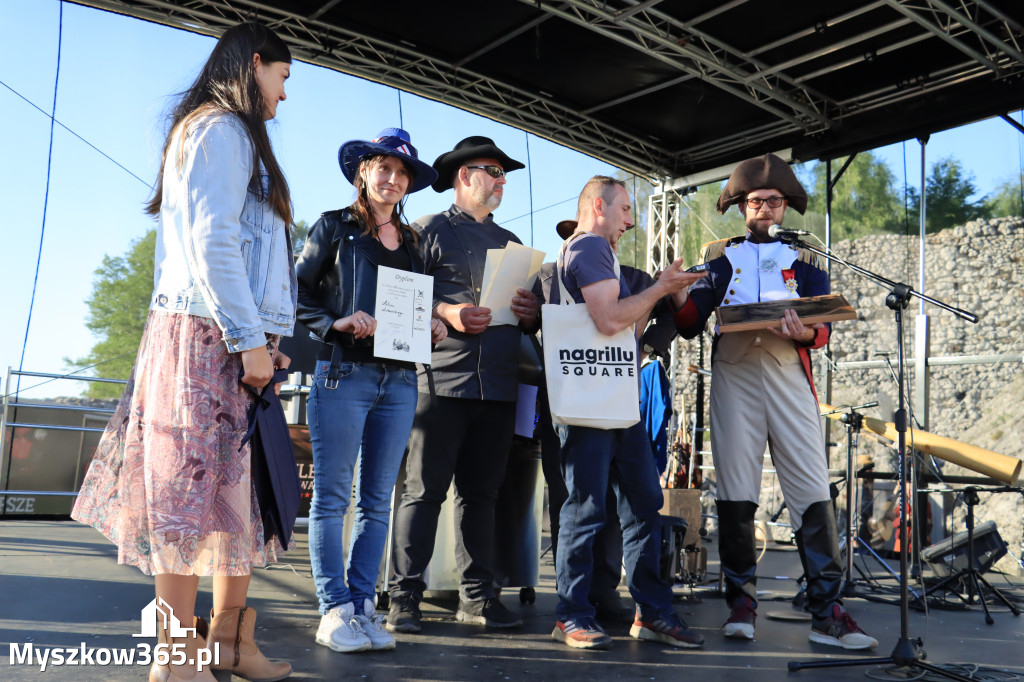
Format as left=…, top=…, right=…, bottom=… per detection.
left=921, top=520, right=1007, bottom=577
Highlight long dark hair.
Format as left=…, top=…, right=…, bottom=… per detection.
left=146, top=22, right=293, bottom=225
left=349, top=155, right=418, bottom=246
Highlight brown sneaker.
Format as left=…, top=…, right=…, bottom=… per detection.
left=809, top=604, right=878, bottom=650
left=723, top=595, right=756, bottom=640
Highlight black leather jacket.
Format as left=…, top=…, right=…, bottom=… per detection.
left=295, top=208, right=425, bottom=350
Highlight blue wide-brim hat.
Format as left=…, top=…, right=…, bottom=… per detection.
left=338, top=128, right=439, bottom=195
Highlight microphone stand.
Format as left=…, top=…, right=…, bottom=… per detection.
left=783, top=236, right=979, bottom=680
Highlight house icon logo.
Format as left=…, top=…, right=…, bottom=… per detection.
left=134, top=598, right=196, bottom=638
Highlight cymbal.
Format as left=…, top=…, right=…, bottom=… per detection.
left=819, top=404, right=1021, bottom=485
left=819, top=406, right=895, bottom=448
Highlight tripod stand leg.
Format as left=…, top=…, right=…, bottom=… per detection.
left=975, top=573, right=1022, bottom=618
left=788, top=655, right=892, bottom=672
left=913, top=660, right=976, bottom=682
left=855, top=540, right=923, bottom=600
left=923, top=571, right=970, bottom=605
left=788, top=640, right=976, bottom=681
left=968, top=572, right=995, bottom=625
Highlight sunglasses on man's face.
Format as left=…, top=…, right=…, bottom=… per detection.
left=465, top=165, right=506, bottom=179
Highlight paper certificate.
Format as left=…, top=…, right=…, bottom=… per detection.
left=373, top=266, right=434, bottom=365
left=479, top=242, right=546, bottom=326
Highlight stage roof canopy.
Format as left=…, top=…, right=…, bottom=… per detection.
left=73, top=0, right=1024, bottom=183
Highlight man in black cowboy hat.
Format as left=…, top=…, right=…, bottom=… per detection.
left=673, top=153, right=877, bottom=650
left=387, top=136, right=539, bottom=633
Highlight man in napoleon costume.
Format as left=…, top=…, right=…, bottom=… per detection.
left=672, top=153, right=878, bottom=650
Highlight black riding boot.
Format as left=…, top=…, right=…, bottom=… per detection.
left=795, top=500, right=844, bottom=618
left=715, top=500, right=759, bottom=606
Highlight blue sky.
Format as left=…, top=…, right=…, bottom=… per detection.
left=3, top=1, right=1023, bottom=393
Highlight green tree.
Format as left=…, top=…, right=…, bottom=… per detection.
left=617, top=172, right=653, bottom=269
left=69, top=220, right=311, bottom=399
left=803, top=152, right=903, bottom=241
left=67, top=230, right=156, bottom=399
left=676, top=181, right=734, bottom=263
left=906, top=156, right=991, bottom=232
left=987, top=175, right=1024, bottom=218
left=291, top=219, right=310, bottom=254
left=618, top=172, right=733, bottom=271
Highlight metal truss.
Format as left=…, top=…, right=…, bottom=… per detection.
left=69, top=0, right=1024, bottom=181
left=646, top=189, right=683, bottom=274
left=523, top=0, right=1024, bottom=168
left=519, top=0, right=836, bottom=133
left=68, top=0, right=673, bottom=180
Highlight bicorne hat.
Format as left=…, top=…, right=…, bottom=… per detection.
left=716, top=153, right=808, bottom=215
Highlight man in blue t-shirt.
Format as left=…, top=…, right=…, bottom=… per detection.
left=548, top=176, right=706, bottom=651
left=535, top=220, right=678, bottom=626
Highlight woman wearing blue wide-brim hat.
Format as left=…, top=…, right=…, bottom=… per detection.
left=294, top=128, right=446, bottom=654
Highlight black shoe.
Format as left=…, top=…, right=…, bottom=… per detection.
left=593, top=594, right=636, bottom=624
left=386, top=594, right=422, bottom=633
left=455, top=598, right=523, bottom=628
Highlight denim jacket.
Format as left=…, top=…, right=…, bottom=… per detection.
left=151, top=112, right=296, bottom=352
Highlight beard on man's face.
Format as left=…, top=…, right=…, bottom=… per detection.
left=469, top=174, right=502, bottom=211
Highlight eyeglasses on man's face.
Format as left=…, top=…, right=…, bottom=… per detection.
left=744, top=195, right=785, bottom=209
left=465, top=165, right=506, bottom=179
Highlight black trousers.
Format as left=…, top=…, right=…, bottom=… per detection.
left=389, top=394, right=515, bottom=601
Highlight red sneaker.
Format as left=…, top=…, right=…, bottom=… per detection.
left=810, top=604, right=878, bottom=650
left=723, top=595, right=756, bottom=640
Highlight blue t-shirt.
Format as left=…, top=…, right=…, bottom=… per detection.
left=556, top=234, right=631, bottom=304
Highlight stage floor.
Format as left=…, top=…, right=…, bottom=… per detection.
left=1, top=520, right=1022, bottom=681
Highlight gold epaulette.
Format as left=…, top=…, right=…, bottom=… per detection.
left=796, top=247, right=827, bottom=271
left=699, top=238, right=732, bottom=263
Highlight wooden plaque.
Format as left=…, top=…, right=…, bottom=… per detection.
left=715, top=294, right=856, bottom=333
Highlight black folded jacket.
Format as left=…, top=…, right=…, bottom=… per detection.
left=240, top=367, right=301, bottom=552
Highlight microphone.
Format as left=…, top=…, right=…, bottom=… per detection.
left=768, top=224, right=812, bottom=239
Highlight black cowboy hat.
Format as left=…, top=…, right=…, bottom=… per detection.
left=338, top=127, right=438, bottom=194
left=431, top=136, right=525, bottom=192
left=556, top=220, right=578, bottom=240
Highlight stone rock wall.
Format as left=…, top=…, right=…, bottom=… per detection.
left=672, top=217, right=1024, bottom=574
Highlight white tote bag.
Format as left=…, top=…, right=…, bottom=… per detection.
left=541, top=235, right=640, bottom=430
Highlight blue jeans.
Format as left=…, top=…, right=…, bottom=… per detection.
left=307, top=359, right=417, bottom=613
left=555, top=421, right=672, bottom=623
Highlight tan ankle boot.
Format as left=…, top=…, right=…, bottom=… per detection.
left=149, top=616, right=217, bottom=682
left=209, top=606, right=291, bottom=682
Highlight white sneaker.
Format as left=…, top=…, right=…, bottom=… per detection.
left=316, top=602, right=372, bottom=653
left=354, top=598, right=396, bottom=651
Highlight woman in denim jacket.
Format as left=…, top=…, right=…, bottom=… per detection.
left=73, top=22, right=294, bottom=682
left=295, top=129, right=446, bottom=653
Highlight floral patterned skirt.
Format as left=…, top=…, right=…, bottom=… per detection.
left=71, top=311, right=280, bottom=576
